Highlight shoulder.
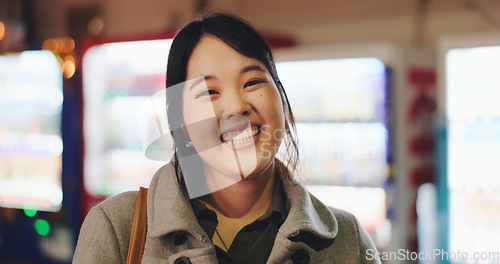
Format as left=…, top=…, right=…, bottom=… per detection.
left=304, top=191, right=360, bottom=240
left=326, top=206, right=357, bottom=225
left=325, top=206, right=360, bottom=240
left=73, top=191, right=138, bottom=263
left=325, top=206, right=370, bottom=242
left=98, top=191, right=138, bottom=220
left=88, top=190, right=139, bottom=245
left=83, top=191, right=139, bottom=234
left=326, top=206, right=380, bottom=263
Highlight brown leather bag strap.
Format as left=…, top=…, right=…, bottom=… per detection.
left=126, top=187, right=148, bottom=264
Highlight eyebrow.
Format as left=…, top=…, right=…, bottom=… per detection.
left=241, top=64, right=266, bottom=74
left=189, top=76, right=214, bottom=91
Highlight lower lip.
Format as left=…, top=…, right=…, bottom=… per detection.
left=222, top=130, right=261, bottom=151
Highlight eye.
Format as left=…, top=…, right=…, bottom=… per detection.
left=244, top=79, right=266, bottom=88
left=195, top=90, right=219, bottom=99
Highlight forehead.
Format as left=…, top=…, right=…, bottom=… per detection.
left=186, top=35, right=265, bottom=77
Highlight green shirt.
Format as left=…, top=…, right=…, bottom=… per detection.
left=190, top=176, right=288, bottom=264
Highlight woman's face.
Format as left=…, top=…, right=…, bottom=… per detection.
left=181, top=34, right=285, bottom=183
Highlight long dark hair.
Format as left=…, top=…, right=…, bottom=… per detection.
left=166, top=13, right=299, bottom=190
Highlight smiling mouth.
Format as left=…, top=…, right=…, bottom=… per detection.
left=220, top=126, right=261, bottom=145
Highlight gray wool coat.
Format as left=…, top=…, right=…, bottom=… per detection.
left=73, top=161, right=381, bottom=264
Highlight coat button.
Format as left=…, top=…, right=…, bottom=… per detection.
left=288, top=231, right=300, bottom=241
left=291, top=249, right=310, bottom=264
left=290, top=231, right=300, bottom=237
left=174, top=256, right=191, bottom=264
left=173, top=233, right=187, bottom=246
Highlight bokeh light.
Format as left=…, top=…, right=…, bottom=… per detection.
left=88, top=16, right=104, bottom=35
left=34, top=219, right=51, bottom=236
left=23, top=202, right=38, bottom=217
left=62, top=55, right=76, bottom=78
left=0, top=21, right=5, bottom=41
left=42, top=37, right=75, bottom=54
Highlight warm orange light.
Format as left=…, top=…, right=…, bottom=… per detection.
left=42, top=38, right=58, bottom=51
left=42, top=37, right=75, bottom=53
left=0, top=21, right=5, bottom=41
left=63, top=54, right=75, bottom=64
left=61, top=37, right=75, bottom=52
left=62, top=55, right=76, bottom=78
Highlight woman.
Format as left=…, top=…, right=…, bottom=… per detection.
left=74, top=13, right=380, bottom=264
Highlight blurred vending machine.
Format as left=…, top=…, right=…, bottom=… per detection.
left=275, top=56, right=391, bottom=248
left=80, top=35, right=176, bottom=213
left=438, top=34, right=500, bottom=261
left=0, top=51, right=63, bottom=212
left=0, top=51, right=69, bottom=262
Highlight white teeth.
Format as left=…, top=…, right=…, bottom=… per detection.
left=222, top=127, right=259, bottom=144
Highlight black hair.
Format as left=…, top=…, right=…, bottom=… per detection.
left=166, top=13, right=299, bottom=191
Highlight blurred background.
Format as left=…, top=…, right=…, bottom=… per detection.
left=1, top=0, right=500, bottom=263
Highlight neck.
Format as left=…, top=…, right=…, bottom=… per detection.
left=201, top=161, right=275, bottom=218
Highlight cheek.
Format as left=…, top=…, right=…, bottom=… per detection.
left=254, top=89, right=286, bottom=146
left=182, top=98, right=219, bottom=147
left=260, top=89, right=285, bottom=127
left=182, top=97, right=217, bottom=125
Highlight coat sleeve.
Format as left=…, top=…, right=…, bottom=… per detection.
left=73, top=206, right=124, bottom=264
left=353, top=216, right=382, bottom=264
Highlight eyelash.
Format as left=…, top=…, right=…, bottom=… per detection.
left=244, top=79, right=266, bottom=88
left=195, top=90, right=219, bottom=99
left=194, top=79, right=266, bottom=99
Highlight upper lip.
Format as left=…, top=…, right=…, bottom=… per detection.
left=219, top=122, right=261, bottom=137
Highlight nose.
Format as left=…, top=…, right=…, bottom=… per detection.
left=220, top=90, right=252, bottom=119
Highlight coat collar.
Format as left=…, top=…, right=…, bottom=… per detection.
left=146, top=160, right=338, bottom=246
left=277, top=160, right=339, bottom=242
left=147, top=162, right=207, bottom=239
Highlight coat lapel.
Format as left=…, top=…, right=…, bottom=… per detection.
left=147, top=163, right=207, bottom=240
left=267, top=160, right=339, bottom=263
